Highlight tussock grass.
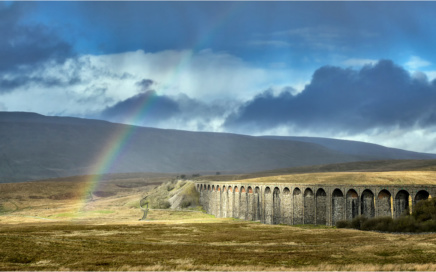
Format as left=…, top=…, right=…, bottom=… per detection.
left=1, top=171, right=436, bottom=270
left=1, top=219, right=436, bottom=271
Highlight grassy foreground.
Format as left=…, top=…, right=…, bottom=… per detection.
left=1, top=173, right=436, bottom=271
left=1, top=213, right=436, bottom=271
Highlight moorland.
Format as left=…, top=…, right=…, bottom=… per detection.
left=1, top=162, right=436, bottom=271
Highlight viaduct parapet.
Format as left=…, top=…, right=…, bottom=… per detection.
left=195, top=182, right=435, bottom=226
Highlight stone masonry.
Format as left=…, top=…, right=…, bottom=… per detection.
left=196, top=182, right=435, bottom=226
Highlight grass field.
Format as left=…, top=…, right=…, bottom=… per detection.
left=1, top=170, right=436, bottom=271
left=208, top=171, right=436, bottom=186
left=1, top=215, right=436, bottom=271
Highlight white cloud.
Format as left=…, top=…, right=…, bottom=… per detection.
left=0, top=49, right=304, bottom=116
left=423, top=71, right=436, bottom=81
left=405, top=56, right=431, bottom=70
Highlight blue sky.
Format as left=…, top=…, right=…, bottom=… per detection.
left=1, top=1, right=436, bottom=153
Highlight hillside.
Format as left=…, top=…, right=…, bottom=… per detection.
left=263, top=136, right=436, bottom=160
left=197, top=159, right=436, bottom=181
left=1, top=112, right=436, bottom=183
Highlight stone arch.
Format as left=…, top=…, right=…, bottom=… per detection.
left=273, top=187, right=281, bottom=224
left=240, top=186, right=247, bottom=220
left=221, top=186, right=227, bottom=218
left=212, top=185, right=215, bottom=191
left=254, top=186, right=261, bottom=221
left=208, top=185, right=211, bottom=191
left=217, top=185, right=221, bottom=191
left=346, top=189, right=359, bottom=220
left=316, top=188, right=327, bottom=225
left=332, top=189, right=344, bottom=225
left=233, top=186, right=240, bottom=218
left=227, top=186, right=234, bottom=218
left=377, top=189, right=392, bottom=218
left=361, top=189, right=375, bottom=218
left=293, top=187, right=303, bottom=225
left=281, top=188, right=291, bottom=225
left=304, top=188, right=315, bottom=224
left=264, top=187, right=272, bottom=224
left=395, top=190, right=410, bottom=217
left=415, top=190, right=430, bottom=204
left=246, top=186, right=254, bottom=221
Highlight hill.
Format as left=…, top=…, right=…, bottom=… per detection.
left=262, top=136, right=436, bottom=160
left=197, top=159, right=436, bottom=181
left=1, top=112, right=435, bottom=183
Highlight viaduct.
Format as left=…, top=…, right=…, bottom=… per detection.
left=195, top=182, right=435, bottom=226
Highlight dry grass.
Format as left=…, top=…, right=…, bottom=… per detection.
left=211, top=171, right=436, bottom=186
left=1, top=219, right=436, bottom=271
left=1, top=172, right=436, bottom=271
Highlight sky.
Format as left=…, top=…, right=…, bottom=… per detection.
left=1, top=1, right=436, bottom=153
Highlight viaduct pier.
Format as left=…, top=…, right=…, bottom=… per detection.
left=195, top=182, right=435, bottom=226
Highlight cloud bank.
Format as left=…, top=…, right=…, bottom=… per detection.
left=225, top=60, right=436, bottom=133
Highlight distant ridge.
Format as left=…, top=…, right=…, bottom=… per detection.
left=1, top=112, right=435, bottom=183
left=197, top=159, right=436, bottom=182
left=262, top=136, right=436, bottom=160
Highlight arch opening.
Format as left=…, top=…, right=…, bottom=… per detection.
left=273, top=187, right=281, bottom=224
left=332, top=189, right=344, bottom=225
left=415, top=190, right=430, bottom=203
left=304, top=188, right=315, bottom=224
left=239, top=186, right=247, bottom=220
left=346, top=189, right=359, bottom=220
left=281, top=188, right=292, bottom=225
left=264, top=187, right=272, bottom=224
left=316, top=188, right=327, bottom=225
left=395, top=190, right=410, bottom=217
left=361, top=189, right=375, bottom=218
left=254, top=187, right=261, bottom=221
left=377, top=189, right=392, bottom=218
left=293, top=188, right=303, bottom=225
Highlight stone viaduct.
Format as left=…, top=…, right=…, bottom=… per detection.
left=195, top=182, right=435, bottom=226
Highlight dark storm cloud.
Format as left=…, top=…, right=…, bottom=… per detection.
left=225, top=60, right=436, bottom=133
left=0, top=3, right=73, bottom=92
left=136, top=79, right=154, bottom=91
left=100, top=90, right=181, bottom=125
left=0, top=75, right=81, bottom=92
left=99, top=86, right=231, bottom=130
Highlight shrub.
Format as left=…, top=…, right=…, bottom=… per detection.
left=350, top=215, right=368, bottom=230
left=390, top=216, right=417, bottom=233
left=361, top=217, right=393, bottom=231
left=418, top=219, right=436, bottom=232
left=412, top=198, right=436, bottom=223
left=336, top=199, right=436, bottom=233
left=159, top=201, right=171, bottom=209
left=336, top=220, right=350, bottom=228
left=180, top=199, right=191, bottom=208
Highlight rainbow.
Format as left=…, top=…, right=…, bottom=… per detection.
left=76, top=3, right=241, bottom=212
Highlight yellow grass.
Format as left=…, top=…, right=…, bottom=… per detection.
left=211, top=171, right=436, bottom=185
left=1, top=172, right=436, bottom=271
